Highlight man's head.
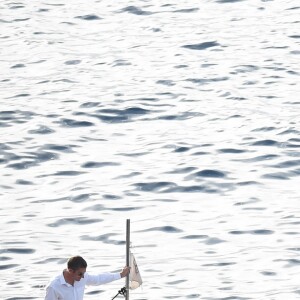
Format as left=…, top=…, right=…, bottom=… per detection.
left=67, top=256, right=87, bottom=281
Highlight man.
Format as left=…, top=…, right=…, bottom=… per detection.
left=45, top=256, right=130, bottom=300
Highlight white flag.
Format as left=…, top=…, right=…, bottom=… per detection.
left=129, top=251, right=142, bottom=289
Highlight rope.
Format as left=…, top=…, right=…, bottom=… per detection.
left=111, top=287, right=127, bottom=299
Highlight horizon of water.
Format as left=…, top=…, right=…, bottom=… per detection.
left=1, top=0, right=300, bottom=299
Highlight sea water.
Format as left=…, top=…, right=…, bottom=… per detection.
left=0, top=0, right=300, bottom=299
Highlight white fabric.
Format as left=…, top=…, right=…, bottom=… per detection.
left=44, top=271, right=121, bottom=300
left=129, top=252, right=142, bottom=290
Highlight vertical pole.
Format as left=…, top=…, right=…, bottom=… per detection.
left=126, top=219, right=130, bottom=300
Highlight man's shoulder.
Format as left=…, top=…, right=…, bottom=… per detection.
left=46, top=274, right=62, bottom=288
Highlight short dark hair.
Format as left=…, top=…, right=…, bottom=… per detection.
left=67, top=256, right=87, bottom=271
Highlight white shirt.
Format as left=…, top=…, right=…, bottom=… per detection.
left=44, top=271, right=121, bottom=300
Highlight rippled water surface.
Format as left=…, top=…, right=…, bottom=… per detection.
left=1, top=0, right=300, bottom=299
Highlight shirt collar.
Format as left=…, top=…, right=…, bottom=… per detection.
left=59, top=270, right=72, bottom=286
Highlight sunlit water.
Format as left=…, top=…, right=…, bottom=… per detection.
left=1, top=0, right=300, bottom=299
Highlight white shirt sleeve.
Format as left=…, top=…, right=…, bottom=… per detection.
left=85, top=272, right=121, bottom=286
left=44, top=286, right=59, bottom=300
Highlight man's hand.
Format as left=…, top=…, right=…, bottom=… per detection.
left=120, top=266, right=130, bottom=278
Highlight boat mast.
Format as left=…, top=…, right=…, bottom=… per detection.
left=126, top=219, right=130, bottom=300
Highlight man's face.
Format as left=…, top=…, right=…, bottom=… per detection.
left=70, top=267, right=86, bottom=281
